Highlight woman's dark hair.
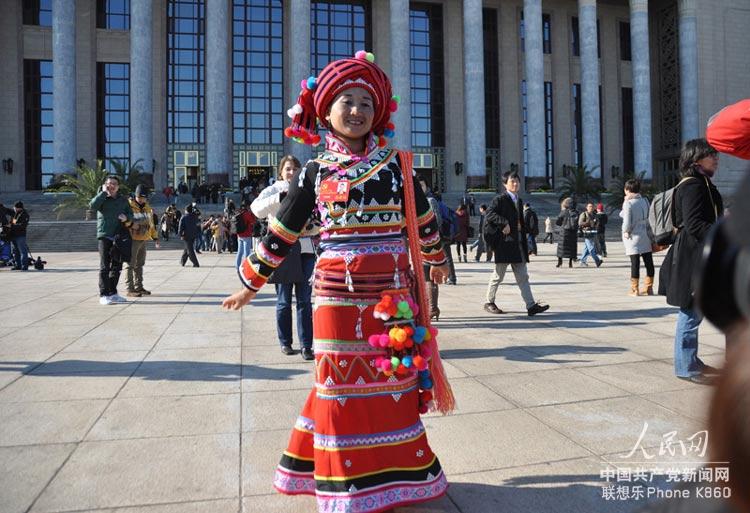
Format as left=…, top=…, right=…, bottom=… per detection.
left=679, top=138, right=718, bottom=177
left=105, top=175, right=120, bottom=184
left=624, top=179, right=641, bottom=194
left=456, top=204, right=465, bottom=212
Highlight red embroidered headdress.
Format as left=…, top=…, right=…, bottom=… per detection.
left=285, top=51, right=399, bottom=148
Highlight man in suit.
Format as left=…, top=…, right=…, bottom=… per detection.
left=483, top=171, right=549, bottom=316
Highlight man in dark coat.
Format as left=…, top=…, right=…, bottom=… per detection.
left=9, top=201, right=30, bottom=271
left=661, top=138, right=723, bottom=385
left=483, top=171, right=549, bottom=316
left=178, top=205, right=201, bottom=267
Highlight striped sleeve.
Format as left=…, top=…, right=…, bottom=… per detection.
left=238, top=163, right=318, bottom=291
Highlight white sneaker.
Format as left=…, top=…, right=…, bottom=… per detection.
left=579, top=261, right=589, bottom=267
left=110, top=294, right=128, bottom=303
left=99, top=295, right=113, bottom=305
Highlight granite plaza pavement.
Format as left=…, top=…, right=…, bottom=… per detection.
left=0, top=241, right=725, bottom=513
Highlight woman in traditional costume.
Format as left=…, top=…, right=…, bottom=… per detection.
left=223, top=52, right=454, bottom=513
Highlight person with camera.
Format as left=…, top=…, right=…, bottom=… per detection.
left=90, top=175, right=133, bottom=305
left=635, top=100, right=750, bottom=513
left=8, top=201, right=30, bottom=271
left=661, top=138, right=724, bottom=385
left=483, top=171, right=549, bottom=316
left=125, top=185, right=160, bottom=297
left=577, top=203, right=603, bottom=267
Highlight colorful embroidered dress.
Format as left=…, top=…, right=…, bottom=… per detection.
left=239, top=134, right=448, bottom=513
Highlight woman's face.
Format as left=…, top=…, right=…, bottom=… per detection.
left=697, top=153, right=719, bottom=173
left=280, top=160, right=297, bottom=182
left=326, top=87, right=375, bottom=147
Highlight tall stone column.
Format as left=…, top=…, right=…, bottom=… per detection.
left=464, top=0, right=486, bottom=188
left=390, top=0, right=411, bottom=151
left=630, top=0, right=652, bottom=178
left=678, top=0, right=699, bottom=142
left=130, top=0, right=153, bottom=184
left=524, top=0, right=545, bottom=188
left=579, top=0, right=601, bottom=178
left=289, top=0, right=311, bottom=164
left=206, top=0, right=232, bottom=186
left=53, top=0, right=77, bottom=175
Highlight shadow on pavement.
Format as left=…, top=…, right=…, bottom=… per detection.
left=445, top=476, right=653, bottom=513
left=0, top=360, right=309, bottom=382
left=441, top=344, right=626, bottom=364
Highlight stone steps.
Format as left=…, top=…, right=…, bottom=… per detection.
left=25, top=221, right=187, bottom=254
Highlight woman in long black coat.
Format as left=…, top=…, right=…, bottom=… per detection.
left=661, top=138, right=723, bottom=383
left=555, top=197, right=578, bottom=267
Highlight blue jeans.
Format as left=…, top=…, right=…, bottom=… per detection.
left=674, top=308, right=705, bottom=377
left=11, top=236, right=29, bottom=269
left=275, top=253, right=315, bottom=349
left=236, top=236, right=253, bottom=268
left=527, top=234, right=537, bottom=255
left=580, top=237, right=601, bottom=265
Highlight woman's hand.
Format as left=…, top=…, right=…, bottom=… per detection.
left=430, top=264, right=450, bottom=284
left=222, top=288, right=256, bottom=310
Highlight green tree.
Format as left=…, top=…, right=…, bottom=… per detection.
left=53, top=158, right=145, bottom=219
left=556, top=165, right=602, bottom=204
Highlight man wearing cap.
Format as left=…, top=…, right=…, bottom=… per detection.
left=9, top=201, right=30, bottom=271
left=125, top=185, right=160, bottom=297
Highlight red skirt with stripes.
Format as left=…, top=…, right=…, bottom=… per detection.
left=273, top=239, right=447, bottom=513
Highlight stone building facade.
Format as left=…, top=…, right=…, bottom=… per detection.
left=0, top=0, right=748, bottom=195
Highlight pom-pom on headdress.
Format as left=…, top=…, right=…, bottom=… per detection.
left=285, top=51, right=400, bottom=147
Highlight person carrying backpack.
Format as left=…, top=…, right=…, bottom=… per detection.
left=661, top=138, right=724, bottom=385
left=234, top=200, right=256, bottom=269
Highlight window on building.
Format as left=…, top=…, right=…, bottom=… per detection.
left=311, top=1, right=371, bottom=75
left=543, top=14, right=552, bottom=54
left=619, top=21, right=631, bottom=61
left=483, top=8, right=500, bottom=150
left=572, top=83, right=582, bottom=166
left=232, top=0, right=283, bottom=145
left=97, top=63, right=130, bottom=166
left=410, top=3, right=445, bottom=148
left=571, top=17, right=600, bottom=58
left=167, top=0, right=205, bottom=145
left=622, top=87, right=634, bottom=173
left=97, top=0, right=130, bottom=30
left=24, top=60, right=53, bottom=190
left=520, top=11, right=552, bottom=54
left=23, top=0, right=52, bottom=26
left=522, top=80, right=554, bottom=181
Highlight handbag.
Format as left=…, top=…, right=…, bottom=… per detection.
left=112, top=223, right=132, bottom=263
